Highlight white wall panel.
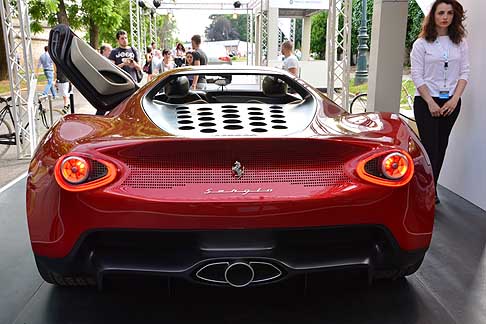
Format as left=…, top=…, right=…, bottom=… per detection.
left=439, top=0, right=486, bottom=210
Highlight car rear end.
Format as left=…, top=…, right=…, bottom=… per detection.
left=28, top=136, right=434, bottom=287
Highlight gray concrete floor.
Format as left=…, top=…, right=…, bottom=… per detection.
left=0, top=181, right=485, bottom=324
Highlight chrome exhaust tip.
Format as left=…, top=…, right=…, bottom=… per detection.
left=224, top=262, right=255, bottom=288
left=195, top=260, right=283, bottom=287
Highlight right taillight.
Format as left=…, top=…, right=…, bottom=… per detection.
left=356, top=150, right=414, bottom=187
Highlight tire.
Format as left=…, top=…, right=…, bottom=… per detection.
left=0, top=118, right=13, bottom=158
left=34, top=257, right=96, bottom=287
left=350, top=93, right=368, bottom=114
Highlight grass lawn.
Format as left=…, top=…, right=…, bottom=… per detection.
left=350, top=78, right=416, bottom=108
left=0, top=74, right=47, bottom=96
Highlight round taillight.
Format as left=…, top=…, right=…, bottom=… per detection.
left=60, top=156, right=89, bottom=184
left=381, top=153, right=409, bottom=180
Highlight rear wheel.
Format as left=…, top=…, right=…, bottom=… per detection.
left=34, top=257, right=96, bottom=287
left=0, top=118, right=13, bottom=158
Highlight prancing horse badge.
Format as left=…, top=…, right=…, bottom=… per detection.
left=232, top=161, right=245, bottom=179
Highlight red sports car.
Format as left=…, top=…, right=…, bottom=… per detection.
left=27, top=25, right=435, bottom=288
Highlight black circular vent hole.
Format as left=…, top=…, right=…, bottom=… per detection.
left=178, top=120, right=193, bottom=124
left=224, top=125, right=244, bottom=130
left=251, top=128, right=268, bottom=133
left=197, top=107, right=212, bottom=111
left=249, top=112, right=264, bottom=116
left=271, top=114, right=285, bottom=118
left=222, top=105, right=237, bottom=108
left=270, top=110, right=283, bottom=113
left=199, top=122, right=216, bottom=127
left=176, top=106, right=189, bottom=110
left=223, top=114, right=240, bottom=118
left=269, top=105, right=282, bottom=109
left=250, top=122, right=267, bottom=126
left=249, top=117, right=265, bottom=121
left=177, top=115, right=191, bottom=119
left=198, top=112, right=213, bottom=116
left=272, top=125, right=288, bottom=129
left=198, top=117, right=215, bottom=121
left=223, top=119, right=242, bottom=124
left=179, top=126, right=195, bottom=130
left=177, top=110, right=190, bottom=114
left=248, top=107, right=262, bottom=111
left=272, top=119, right=286, bottom=124
left=200, top=128, right=217, bottom=133
left=222, top=109, right=238, bottom=113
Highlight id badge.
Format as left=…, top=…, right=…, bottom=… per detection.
left=439, top=90, right=450, bottom=99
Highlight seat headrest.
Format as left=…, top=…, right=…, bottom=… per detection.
left=262, top=76, right=288, bottom=97
left=164, top=76, right=189, bottom=98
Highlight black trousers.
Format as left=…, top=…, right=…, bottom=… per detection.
left=413, top=96, right=461, bottom=192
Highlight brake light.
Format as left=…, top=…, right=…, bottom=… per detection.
left=356, top=150, right=414, bottom=187
left=218, top=56, right=231, bottom=62
left=54, top=155, right=117, bottom=192
left=382, top=153, right=409, bottom=180
left=60, top=156, right=89, bottom=184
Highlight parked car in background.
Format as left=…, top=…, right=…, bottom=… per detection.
left=204, top=44, right=232, bottom=65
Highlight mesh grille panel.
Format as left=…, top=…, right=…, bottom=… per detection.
left=119, top=151, right=349, bottom=190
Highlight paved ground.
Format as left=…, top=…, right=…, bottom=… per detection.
left=0, top=183, right=485, bottom=324
left=0, top=90, right=96, bottom=189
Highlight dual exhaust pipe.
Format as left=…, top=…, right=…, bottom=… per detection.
left=196, top=260, right=282, bottom=287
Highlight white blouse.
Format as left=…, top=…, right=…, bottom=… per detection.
left=411, top=36, right=470, bottom=97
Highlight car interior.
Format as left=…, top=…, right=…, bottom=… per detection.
left=150, top=73, right=309, bottom=106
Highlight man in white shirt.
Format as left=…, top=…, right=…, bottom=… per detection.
left=281, top=40, right=299, bottom=77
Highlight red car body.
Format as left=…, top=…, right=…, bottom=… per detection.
left=27, top=25, right=434, bottom=288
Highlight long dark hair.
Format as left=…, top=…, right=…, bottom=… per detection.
left=419, top=0, right=466, bottom=44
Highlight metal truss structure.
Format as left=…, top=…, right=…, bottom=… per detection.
left=326, top=0, right=352, bottom=110
left=0, top=0, right=37, bottom=159
left=246, top=10, right=254, bottom=65
left=129, top=0, right=142, bottom=53
left=149, top=11, right=157, bottom=47
left=289, top=18, right=296, bottom=43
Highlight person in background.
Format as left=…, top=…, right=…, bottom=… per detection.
left=151, top=42, right=157, bottom=51
left=99, top=44, right=112, bottom=58
left=37, top=46, right=56, bottom=98
left=281, top=40, right=299, bottom=77
left=144, top=46, right=154, bottom=81
left=190, top=34, right=207, bottom=89
left=151, top=49, right=162, bottom=75
left=161, top=49, right=175, bottom=73
left=108, top=30, right=141, bottom=82
left=411, top=0, right=469, bottom=204
left=55, top=65, right=71, bottom=114
left=174, top=42, right=186, bottom=67
left=184, top=51, right=195, bottom=85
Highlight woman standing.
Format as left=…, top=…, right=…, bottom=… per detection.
left=144, top=47, right=154, bottom=81
left=161, top=49, right=175, bottom=72
left=174, top=43, right=186, bottom=67
left=411, top=0, right=469, bottom=204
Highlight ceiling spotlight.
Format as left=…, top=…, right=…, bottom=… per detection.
left=232, top=13, right=238, bottom=19
left=233, top=1, right=241, bottom=8
left=153, top=0, right=161, bottom=8
left=138, top=0, right=146, bottom=8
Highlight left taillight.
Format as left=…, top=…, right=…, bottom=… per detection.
left=218, top=56, right=231, bottom=62
left=356, top=150, right=414, bottom=187
left=54, top=155, right=117, bottom=192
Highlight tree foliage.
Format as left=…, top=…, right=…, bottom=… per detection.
left=310, top=11, right=328, bottom=60
left=351, top=0, right=373, bottom=63
left=205, top=15, right=240, bottom=41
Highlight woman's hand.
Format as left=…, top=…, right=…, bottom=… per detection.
left=427, top=101, right=442, bottom=117
left=440, top=97, right=459, bottom=116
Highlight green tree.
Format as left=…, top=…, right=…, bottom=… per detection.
left=205, top=15, right=240, bottom=41
left=405, top=0, right=424, bottom=65
left=0, top=19, right=7, bottom=80
left=310, top=11, right=328, bottom=60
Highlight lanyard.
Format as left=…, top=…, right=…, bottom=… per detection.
left=435, top=39, right=450, bottom=88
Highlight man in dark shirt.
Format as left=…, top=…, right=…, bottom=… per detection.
left=108, top=30, right=142, bottom=82
left=190, top=34, right=208, bottom=89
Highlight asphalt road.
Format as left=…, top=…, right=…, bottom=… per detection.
left=0, top=180, right=485, bottom=324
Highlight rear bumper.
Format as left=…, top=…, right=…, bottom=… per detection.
left=34, top=226, right=427, bottom=287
